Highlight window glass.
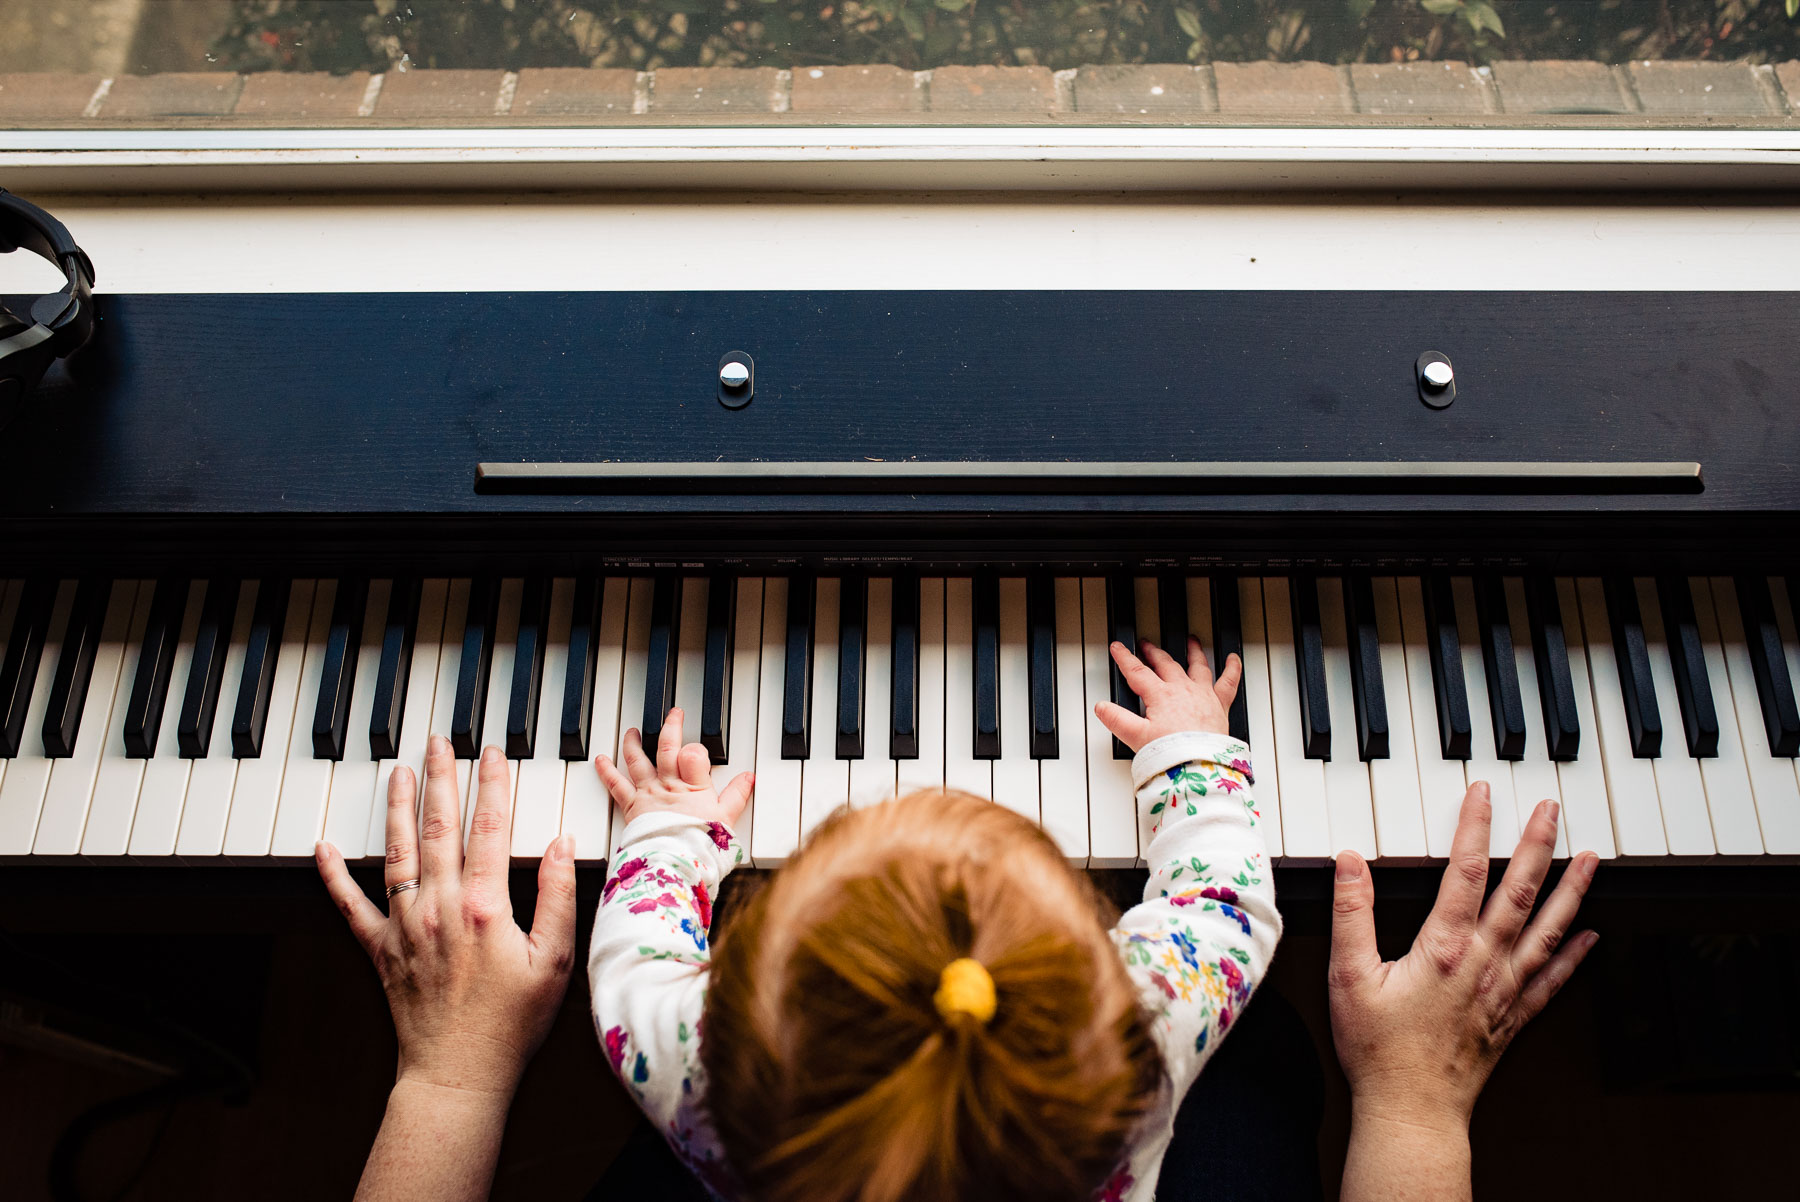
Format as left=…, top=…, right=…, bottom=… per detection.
left=1, top=1, right=1796, bottom=127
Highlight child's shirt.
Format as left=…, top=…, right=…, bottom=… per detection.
left=587, top=731, right=1281, bottom=1201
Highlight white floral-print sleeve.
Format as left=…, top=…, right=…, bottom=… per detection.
left=588, top=811, right=746, bottom=1199
left=1100, top=731, right=1283, bottom=1200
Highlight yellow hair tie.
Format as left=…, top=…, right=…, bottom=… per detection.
left=933, top=957, right=996, bottom=1025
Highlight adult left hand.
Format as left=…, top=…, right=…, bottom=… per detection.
left=316, top=737, right=578, bottom=1098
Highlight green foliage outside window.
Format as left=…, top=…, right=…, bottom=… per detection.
left=213, top=0, right=1800, bottom=74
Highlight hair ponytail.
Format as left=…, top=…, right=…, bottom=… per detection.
left=703, top=790, right=1160, bottom=1202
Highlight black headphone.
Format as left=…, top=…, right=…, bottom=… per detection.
left=0, top=189, right=97, bottom=430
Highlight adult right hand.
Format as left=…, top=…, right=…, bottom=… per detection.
left=1329, top=783, right=1599, bottom=1134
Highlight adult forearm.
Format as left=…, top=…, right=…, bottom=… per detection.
left=355, top=1077, right=514, bottom=1202
left=1340, top=1102, right=1472, bottom=1202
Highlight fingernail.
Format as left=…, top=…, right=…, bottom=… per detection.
left=1475, top=780, right=1491, bottom=800
left=1545, top=800, right=1560, bottom=824
left=314, top=841, right=327, bottom=863
left=429, top=733, right=446, bottom=755
left=1335, top=851, right=1363, bottom=882
left=551, top=834, right=573, bottom=862
left=482, top=744, right=502, bottom=765
left=1580, top=930, right=1599, bottom=949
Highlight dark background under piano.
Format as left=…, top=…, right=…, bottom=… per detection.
left=2, top=865, right=1796, bottom=1201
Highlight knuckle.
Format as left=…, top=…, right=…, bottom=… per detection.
left=1505, top=879, right=1540, bottom=913
left=385, top=842, right=413, bottom=867
left=418, top=814, right=458, bottom=843
left=461, top=896, right=495, bottom=932
left=469, top=808, right=509, bottom=839
left=1425, top=929, right=1472, bottom=975
left=411, top=903, right=443, bottom=941
left=1456, top=854, right=1489, bottom=890
left=1536, top=926, right=1564, bottom=960
left=1331, top=893, right=1365, bottom=920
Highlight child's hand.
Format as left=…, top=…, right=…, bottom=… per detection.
left=1094, top=637, right=1242, bottom=755
left=594, top=706, right=753, bottom=831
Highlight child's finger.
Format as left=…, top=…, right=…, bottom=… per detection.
left=594, top=753, right=636, bottom=808
left=1186, top=637, right=1215, bottom=688
left=1138, top=638, right=1186, bottom=685
left=655, top=708, right=685, bottom=783
left=718, top=771, right=755, bottom=824
left=1213, top=652, right=1243, bottom=710
left=1093, top=699, right=1151, bottom=750
left=676, top=743, right=712, bottom=789
left=1108, top=641, right=1161, bottom=697
left=621, top=727, right=655, bottom=786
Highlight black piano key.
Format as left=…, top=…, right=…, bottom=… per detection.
left=1105, top=573, right=1138, bottom=760
left=452, top=577, right=498, bottom=759
left=836, top=575, right=867, bottom=760
left=781, top=577, right=815, bottom=759
left=1524, top=577, right=1580, bottom=761
left=1290, top=577, right=1330, bottom=760
left=507, top=577, right=551, bottom=759
left=1656, top=577, right=1718, bottom=759
left=369, top=578, right=420, bottom=760
left=891, top=572, right=920, bottom=760
left=1735, top=574, right=1800, bottom=757
left=43, top=580, right=110, bottom=759
left=311, top=578, right=367, bottom=761
left=560, top=577, right=601, bottom=761
left=1475, top=575, right=1527, bottom=761
left=0, top=579, right=55, bottom=758
left=231, top=579, right=291, bottom=759
left=972, top=573, right=1001, bottom=760
left=1603, top=576, right=1661, bottom=759
left=1423, top=575, right=1472, bottom=760
left=1343, top=576, right=1389, bottom=761
left=123, top=579, right=186, bottom=758
left=1211, top=576, right=1249, bottom=744
left=639, top=576, right=681, bottom=752
left=1027, top=574, right=1058, bottom=760
left=1157, top=574, right=1189, bottom=671
left=178, top=580, right=238, bottom=758
left=698, top=576, right=735, bottom=763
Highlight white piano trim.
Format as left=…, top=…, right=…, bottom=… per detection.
left=5, top=125, right=1800, bottom=193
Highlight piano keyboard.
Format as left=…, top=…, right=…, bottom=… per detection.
left=3, top=572, right=1797, bottom=869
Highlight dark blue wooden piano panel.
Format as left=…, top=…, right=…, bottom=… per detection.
left=1, top=290, right=1795, bottom=520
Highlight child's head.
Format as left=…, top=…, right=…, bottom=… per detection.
left=702, top=790, right=1159, bottom=1202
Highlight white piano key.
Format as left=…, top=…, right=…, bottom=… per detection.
left=1262, top=577, right=1329, bottom=863
left=319, top=580, right=393, bottom=857
left=223, top=580, right=320, bottom=858
left=1500, top=578, right=1567, bottom=859
left=673, top=576, right=709, bottom=723
left=1574, top=577, right=1667, bottom=857
left=0, top=580, right=75, bottom=856
left=849, top=577, right=897, bottom=808
left=609, top=577, right=653, bottom=858
left=1040, top=577, right=1090, bottom=865
left=1315, top=578, right=1378, bottom=859
left=1633, top=578, right=1714, bottom=856
left=1550, top=578, right=1617, bottom=860
left=896, top=577, right=947, bottom=796
left=1451, top=577, right=1520, bottom=858
left=750, top=577, right=802, bottom=867
left=992, top=577, right=1040, bottom=826
left=513, top=578, right=573, bottom=859
left=176, top=581, right=259, bottom=859
left=943, top=577, right=989, bottom=799
left=365, top=579, right=448, bottom=860
left=1685, top=577, right=1765, bottom=856
left=1366, top=577, right=1428, bottom=863
left=98, top=581, right=203, bottom=857
left=1395, top=577, right=1469, bottom=858
left=425, top=579, right=471, bottom=819
left=1082, top=577, right=1136, bottom=868
left=34, top=580, right=146, bottom=856
left=564, top=576, right=629, bottom=862
left=1235, top=577, right=1283, bottom=859
left=468, top=578, right=522, bottom=836
left=267, top=581, right=345, bottom=858
left=710, top=578, right=763, bottom=852
left=799, top=578, right=850, bottom=842
left=0, top=579, right=19, bottom=795
left=1708, top=576, right=1800, bottom=854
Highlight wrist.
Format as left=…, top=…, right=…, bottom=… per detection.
left=396, top=1034, right=531, bottom=1100
left=1349, top=1086, right=1474, bottom=1138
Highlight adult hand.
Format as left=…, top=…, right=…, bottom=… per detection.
left=1330, top=781, right=1598, bottom=1200
left=594, top=706, right=752, bottom=829
left=316, top=737, right=578, bottom=1098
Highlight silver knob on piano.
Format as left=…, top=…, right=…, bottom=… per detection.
left=719, top=361, right=750, bottom=389
left=1421, top=359, right=1454, bottom=389
left=1415, top=351, right=1456, bottom=409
